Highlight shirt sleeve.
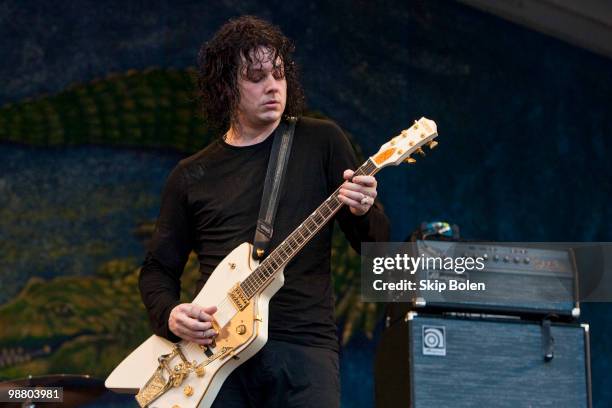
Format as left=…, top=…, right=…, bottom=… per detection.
left=138, top=164, right=193, bottom=342
left=325, top=121, right=391, bottom=252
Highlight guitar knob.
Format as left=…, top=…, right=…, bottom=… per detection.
left=236, top=324, right=247, bottom=335
left=195, top=364, right=206, bottom=377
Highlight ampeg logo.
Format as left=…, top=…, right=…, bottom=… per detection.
left=422, top=325, right=446, bottom=356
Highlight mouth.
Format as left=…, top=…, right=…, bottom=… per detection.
left=0, top=344, right=53, bottom=368
left=263, top=101, right=280, bottom=107
left=0, top=334, right=88, bottom=369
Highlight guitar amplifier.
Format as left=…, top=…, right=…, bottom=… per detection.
left=410, top=241, right=580, bottom=318
left=374, top=313, right=592, bottom=408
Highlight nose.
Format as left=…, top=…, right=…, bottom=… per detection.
left=263, top=72, right=282, bottom=94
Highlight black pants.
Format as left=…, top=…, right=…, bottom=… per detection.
left=211, top=339, right=340, bottom=408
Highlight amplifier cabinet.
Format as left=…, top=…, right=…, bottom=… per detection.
left=374, top=313, right=591, bottom=408
left=412, top=241, right=580, bottom=318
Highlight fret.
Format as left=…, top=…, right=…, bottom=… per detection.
left=254, top=271, right=264, bottom=286
left=261, top=263, right=270, bottom=274
left=267, top=262, right=276, bottom=277
left=268, top=257, right=279, bottom=269
left=302, top=222, right=314, bottom=233
left=274, top=246, right=285, bottom=260
left=267, top=255, right=278, bottom=266
left=287, top=237, right=298, bottom=251
left=319, top=206, right=330, bottom=218
left=254, top=272, right=266, bottom=287
left=260, top=262, right=271, bottom=277
left=304, top=221, right=313, bottom=231
left=285, top=243, right=297, bottom=257
left=246, top=279, right=255, bottom=292
left=297, top=226, right=308, bottom=239
left=242, top=282, right=252, bottom=298
left=292, top=235, right=301, bottom=245
left=306, top=219, right=317, bottom=230
left=313, top=210, right=325, bottom=223
left=278, top=243, right=290, bottom=259
left=286, top=235, right=298, bottom=249
left=295, top=229, right=305, bottom=244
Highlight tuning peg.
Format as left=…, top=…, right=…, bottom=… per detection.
left=413, top=120, right=419, bottom=129
left=416, top=147, right=426, bottom=156
left=404, top=157, right=416, bottom=164
left=428, top=140, right=438, bottom=149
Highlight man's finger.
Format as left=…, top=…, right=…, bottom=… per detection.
left=343, top=169, right=355, bottom=180
left=340, top=185, right=377, bottom=200
left=184, top=318, right=211, bottom=332
left=197, top=311, right=215, bottom=322
left=340, top=182, right=366, bottom=194
left=201, top=305, right=218, bottom=316
left=187, top=304, right=202, bottom=319
left=186, top=304, right=217, bottom=321
left=338, top=194, right=365, bottom=209
left=352, top=175, right=377, bottom=187
left=339, top=188, right=366, bottom=203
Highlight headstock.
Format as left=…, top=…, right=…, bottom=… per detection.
left=371, top=117, right=438, bottom=168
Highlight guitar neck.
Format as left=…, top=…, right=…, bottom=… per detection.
left=240, top=158, right=380, bottom=298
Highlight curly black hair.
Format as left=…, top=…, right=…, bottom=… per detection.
left=196, top=15, right=305, bottom=133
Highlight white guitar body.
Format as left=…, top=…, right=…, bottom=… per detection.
left=105, top=242, right=285, bottom=407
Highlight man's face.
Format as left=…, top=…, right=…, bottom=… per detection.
left=235, top=46, right=287, bottom=128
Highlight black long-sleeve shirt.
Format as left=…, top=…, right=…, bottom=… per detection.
left=139, top=117, right=390, bottom=351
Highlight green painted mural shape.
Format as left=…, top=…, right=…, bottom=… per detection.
left=0, top=251, right=201, bottom=380
left=0, top=68, right=213, bottom=152
left=0, top=68, right=379, bottom=379
left=0, top=258, right=148, bottom=379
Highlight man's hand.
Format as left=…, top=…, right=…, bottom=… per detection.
left=169, top=303, right=218, bottom=345
left=338, top=169, right=378, bottom=216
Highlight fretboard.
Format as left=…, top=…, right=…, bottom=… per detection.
left=240, top=158, right=379, bottom=298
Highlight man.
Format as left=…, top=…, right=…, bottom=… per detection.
left=139, top=15, right=390, bottom=407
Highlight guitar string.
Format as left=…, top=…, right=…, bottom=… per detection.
left=240, top=158, right=378, bottom=298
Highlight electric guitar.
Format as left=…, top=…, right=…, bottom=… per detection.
left=105, top=117, right=439, bottom=407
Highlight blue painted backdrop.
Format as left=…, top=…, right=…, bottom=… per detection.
left=1, top=0, right=610, bottom=406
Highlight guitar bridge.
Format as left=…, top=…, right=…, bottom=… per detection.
left=228, top=283, right=249, bottom=311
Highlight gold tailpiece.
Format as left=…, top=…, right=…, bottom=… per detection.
left=135, top=344, right=208, bottom=407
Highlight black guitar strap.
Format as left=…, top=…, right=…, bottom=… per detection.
left=252, top=117, right=297, bottom=260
